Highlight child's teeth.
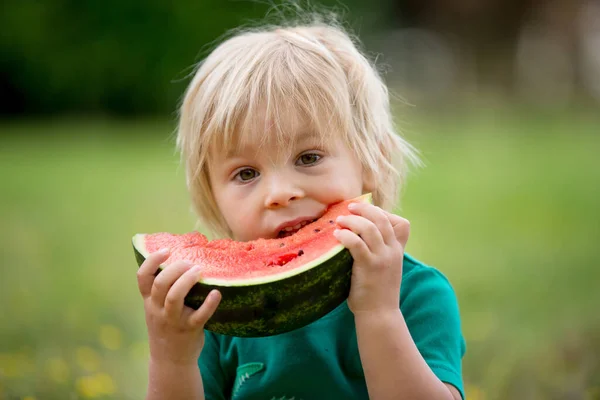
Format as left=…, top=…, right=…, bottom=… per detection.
left=278, top=219, right=317, bottom=237
left=284, top=221, right=308, bottom=232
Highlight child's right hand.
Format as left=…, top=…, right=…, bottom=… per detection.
left=136, top=248, right=221, bottom=367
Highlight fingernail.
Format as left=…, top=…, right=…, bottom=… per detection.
left=348, top=203, right=357, bottom=210
left=192, top=265, right=202, bottom=273
left=333, top=229, right=340, bottom=237
left=158, top=248, right=170, bottom=255
left=336, top=216, right=344, bottom=222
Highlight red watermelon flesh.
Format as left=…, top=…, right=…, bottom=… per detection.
left=134, top=194, right=371, bottom=286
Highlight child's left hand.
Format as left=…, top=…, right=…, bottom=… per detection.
left=334, top=202, right=410, bottom=315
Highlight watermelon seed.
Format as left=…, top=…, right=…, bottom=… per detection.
left=279, top=243, right=285, bottom=247
left=313, top=228, right=320, bottom=233
left=329, top=220, right=334, bottom=224
left=298, top=249, right=304, bottom=256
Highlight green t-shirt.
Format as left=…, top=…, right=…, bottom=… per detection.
left=199, top=254, right=466, bottom=400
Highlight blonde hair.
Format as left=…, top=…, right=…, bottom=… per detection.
left=176, top=14, right=420, bottom=238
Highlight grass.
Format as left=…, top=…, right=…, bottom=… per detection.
left=0, top=109, right=599, bottom=399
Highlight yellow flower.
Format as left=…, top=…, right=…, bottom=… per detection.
left=99, top=325, right=122, bottom=350
left=76, top=375, right=101, bottom=398
left=45, top=357, right=70, bottom=383
left=76, top=373, right=116, bottom=398
left=465, top=384, right=485, bottom=400
left=76, top=347, right=101, bottom=372
left=94, top=373, right=116, bottom=395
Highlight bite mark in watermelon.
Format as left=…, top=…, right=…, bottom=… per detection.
left=132, top=193, right=372, bottom=337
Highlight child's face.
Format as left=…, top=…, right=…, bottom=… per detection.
left=208, top=115, right=368, bottom=242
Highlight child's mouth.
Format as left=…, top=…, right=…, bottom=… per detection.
left=277, top=219, right=317, bottom=238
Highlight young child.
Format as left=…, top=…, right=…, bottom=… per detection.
left=136, top=12, right=466, bottom=400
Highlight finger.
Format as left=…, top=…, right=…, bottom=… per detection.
left=151, top=260, right=194, bottom=307
left=137, top=248, right=170, bottom=298
left=383, top=211, right=410, bottom=248
left=348, top=203, right=395, bottom=245
left=336, top=214, right=384, bottom=254
left=164, top=264, right=203, bottom=319
left=333, top=228, right=371, bottom=262
left=188, top=290, right=222, bottom=328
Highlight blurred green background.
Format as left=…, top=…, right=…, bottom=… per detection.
left=2, top=1, right=600, bottom=399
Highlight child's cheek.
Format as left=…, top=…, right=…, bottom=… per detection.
left=232, top=212, right=261, bottom=240
left=322, top=180, right=361, bottom=203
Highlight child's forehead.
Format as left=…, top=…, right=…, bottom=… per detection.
left=211, top=107, right=332, bottom=158
left=219, top=127, right=326, bottom=158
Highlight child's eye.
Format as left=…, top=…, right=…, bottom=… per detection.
left=235, top=168, right=259, bottom=182
left=296, top=153, right=321, bottom=166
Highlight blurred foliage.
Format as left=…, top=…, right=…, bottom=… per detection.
left=0, top=0, right=389, bottom=116
left=1, top=109, right=599, bottom=399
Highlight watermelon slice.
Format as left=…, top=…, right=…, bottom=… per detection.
left=132, top=193, right=372, bottom=337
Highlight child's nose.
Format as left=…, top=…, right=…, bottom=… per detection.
left=264, top=176, right=304, bottom=209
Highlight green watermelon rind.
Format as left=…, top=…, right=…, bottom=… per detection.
left=131, top=193, right=371, bottom=337
left=133, top=244, right=353, bottom=337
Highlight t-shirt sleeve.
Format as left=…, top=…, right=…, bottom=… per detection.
left=400, top=264, right=467, bottom=399
left=198, top=331, right=229, bottom=400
